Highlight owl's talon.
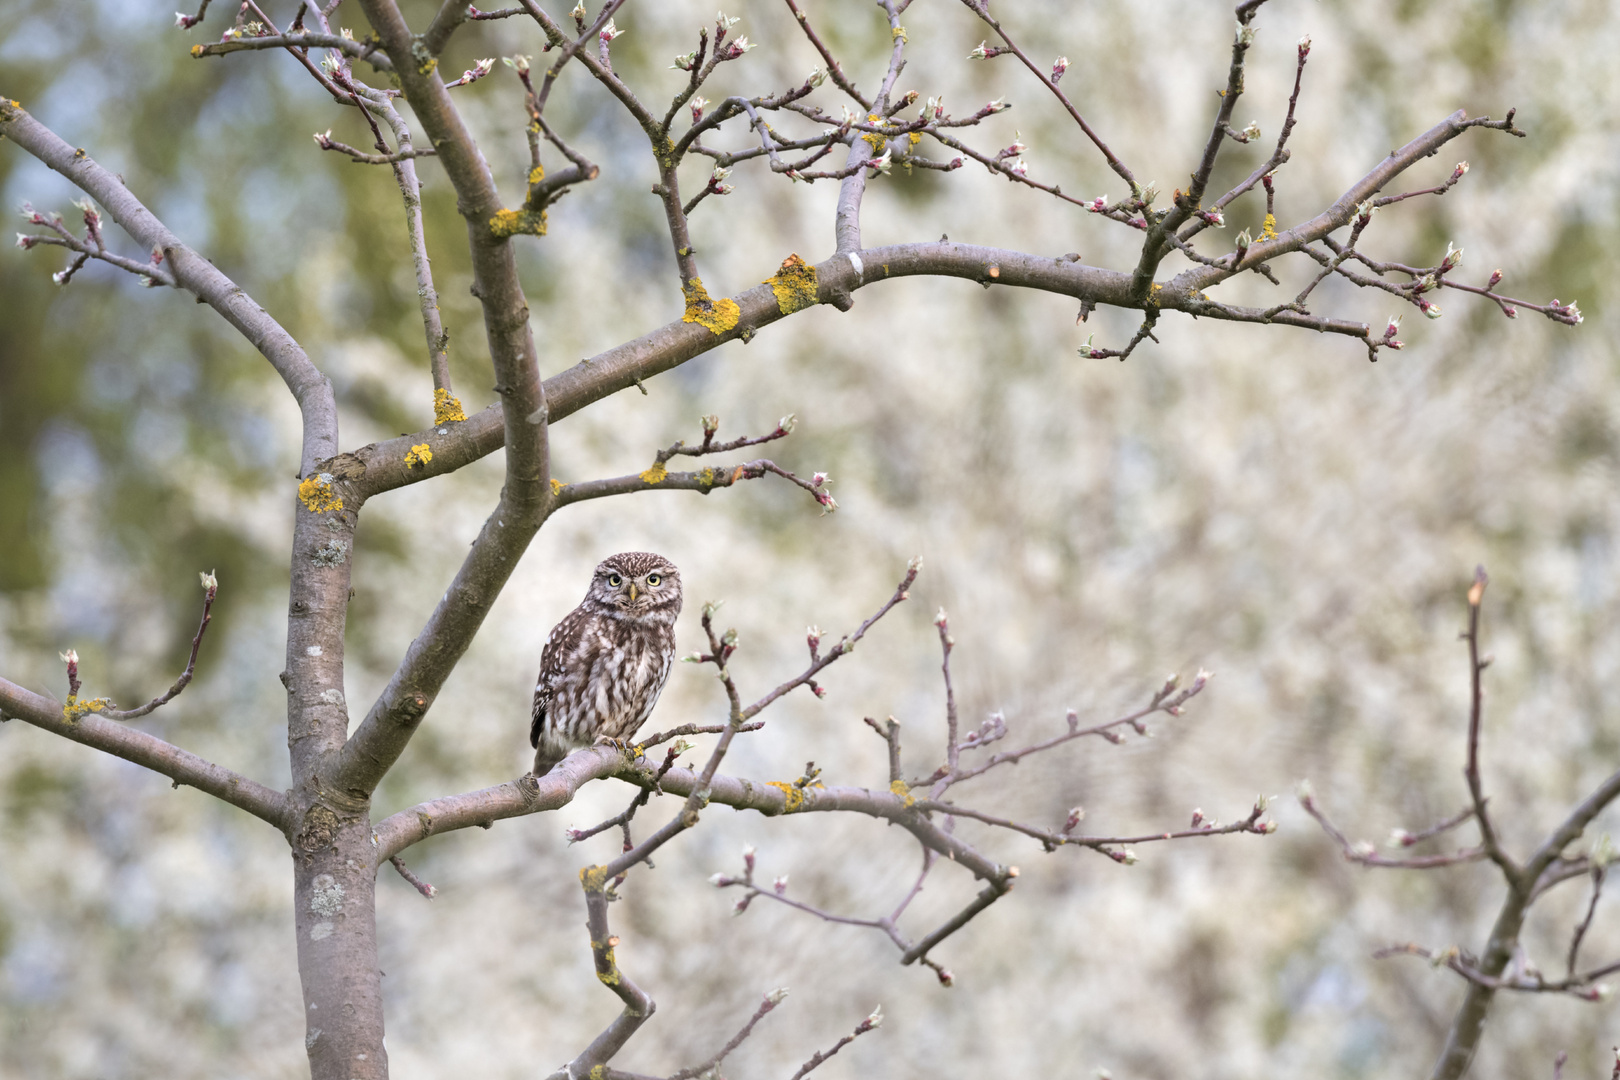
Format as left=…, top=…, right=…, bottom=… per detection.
left=594, top=735, right=637, bottom=761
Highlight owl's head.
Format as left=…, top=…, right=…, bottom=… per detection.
left=586, top=551, right=683, bottom=622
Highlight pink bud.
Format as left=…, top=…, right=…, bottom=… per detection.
left=1488, top=269, right=1503, bottom=288
left=1051, top=56, right=1070, bottom=82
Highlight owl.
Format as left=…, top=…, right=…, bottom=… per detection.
left=529, top=552, right=683, bottom=776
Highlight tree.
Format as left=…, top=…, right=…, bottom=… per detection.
left=0, top=2, right=1596, bottom=1078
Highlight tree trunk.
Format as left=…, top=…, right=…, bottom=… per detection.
left=294, top=809, right=389, bottom=1080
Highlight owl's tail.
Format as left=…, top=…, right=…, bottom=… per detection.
left=531, top=746, right=564, bottom=777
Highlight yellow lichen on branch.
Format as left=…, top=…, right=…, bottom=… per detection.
left=579, top=864, right=611, bottom=894
left=639, top=462, right=669, bottom=485
left=766, top=253, right=818, bottom=315
left=767, top=780, right=818, bottom=813
left=550, top=478, right=564, bottom=496
left=404, top=443, right=433, bottom=469
left=681, top=277, right=740, bottom=335
left=297, top=473, right=343, bottom=514
left=1260, top=213, right=1278, bottom=240
left=433, top=388, right=466, bottom=424
left=62, top=695, right=112, bottom=723
left=527, top=164, right=545, bottom=185
left=890, top=779, right=916, bottom=808
left=489, top=207, right=548, bottom=239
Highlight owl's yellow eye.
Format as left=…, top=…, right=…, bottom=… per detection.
left=646, top=573, right=661, bottom=586
left=608, top=573, right=623, bottom=587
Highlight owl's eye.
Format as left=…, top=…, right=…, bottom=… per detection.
left=646, top=573, right=661, bottom=586
left=608, top=573, right=623, bottom=587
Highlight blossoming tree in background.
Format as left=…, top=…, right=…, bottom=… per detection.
left=0, top=1, right=1590, bottom=1078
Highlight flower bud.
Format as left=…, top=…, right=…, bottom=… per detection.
left=1051, top=56, right=1070, bottom=82
left=1487, top=268, right=1503, bottom=288
left=967, top=41, right=989, bottom=60
left=766, top=987, right=790, bottom=1004
left=598, top=19, right=624, bottom=43
left=199, top=569, right=218, bottom=592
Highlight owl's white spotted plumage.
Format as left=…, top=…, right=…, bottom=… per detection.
left=530, top=552, right=682, bottom=776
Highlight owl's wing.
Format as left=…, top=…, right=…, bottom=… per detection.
left=531, top=606, right=590, bottom=748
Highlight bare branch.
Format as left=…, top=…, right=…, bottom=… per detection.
left=1, top=102, right=337, bottom=473
left=388, top=855, right=438, bottom=899
left=98, top=572, right=220, bottom=721
left=193, top=31, right=394, bottom=72
left=0, top=676, right=291, bottom=831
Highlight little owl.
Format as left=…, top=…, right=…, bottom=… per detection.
left=529, top=551, right=682, bottom=776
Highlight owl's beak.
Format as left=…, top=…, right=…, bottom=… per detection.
left=628, top=583, right=638, bottom=601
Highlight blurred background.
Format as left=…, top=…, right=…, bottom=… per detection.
left=3, top=0, right=1619, bottom=1077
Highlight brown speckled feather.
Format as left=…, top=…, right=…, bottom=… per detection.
left=529, top=552, right=682, bottom=776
